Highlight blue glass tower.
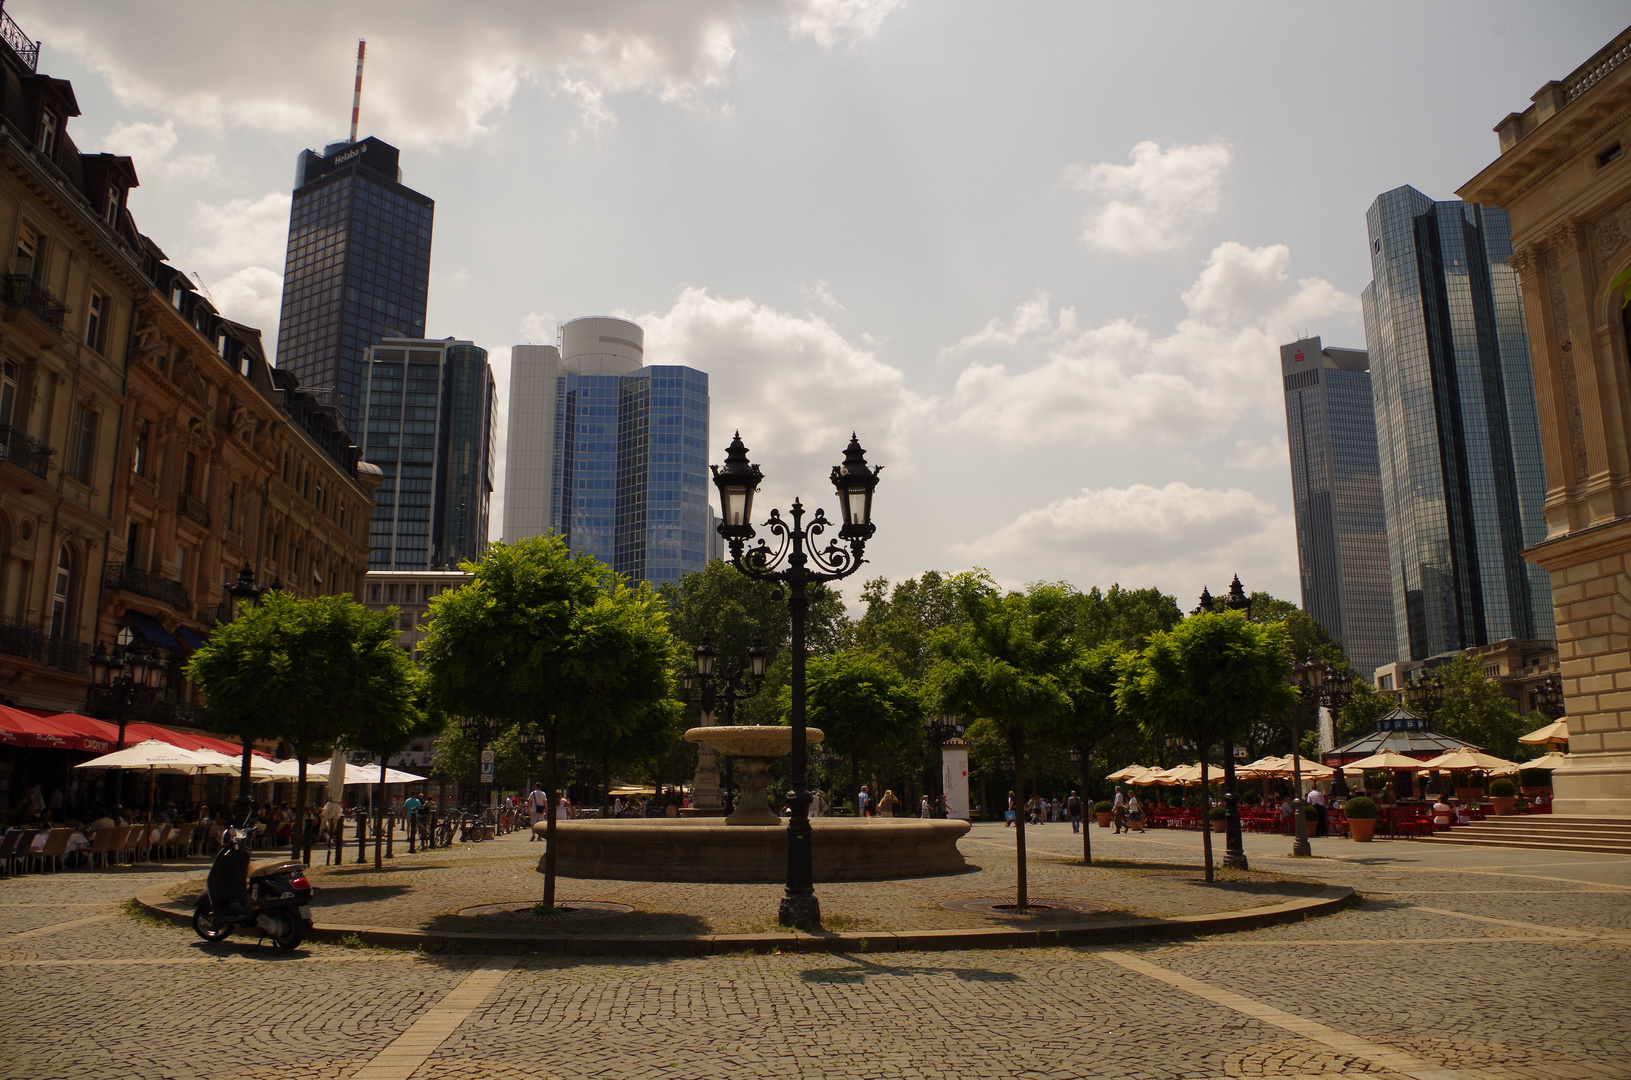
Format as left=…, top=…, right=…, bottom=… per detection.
left=1361, top=185, right=1553, bottom=660
left=1281, top=337, right=1396, bottom=674
left=508, top=317, right=710, bottom=585
left=276, top=136, right=434, bottom=437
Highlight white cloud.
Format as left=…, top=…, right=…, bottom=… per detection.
left=639, top=287, right=930, bottom=500
left=802, top=279, right=845, bottom=312
left=1065, top=140, right=1232, bottom=255
left=1229, top=436, right=1289, bottom=471
left=205, top=267, right=284, bottom=334
left=952, top=481, right=1295, bottom=601
left=23, top=0, right=903, bottom=148
left=787, top=0, right=906, bottom=47
left=944, top=242, right=1357, bottom=445
left=187, top=192, right=291, bottom=272
left=519, top=312, right=559, bottom=344
left=100, top=119, right=219, bottom=181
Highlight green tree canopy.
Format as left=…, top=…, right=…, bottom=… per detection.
left=1430, top=654, right=1539, bottom=760
left=1054, top=640, right=1127, bottom=864
left=1116, top=609, right=1298, bottom=881
left=798, top=651, right=922, bottom=805
left=1073, top=584, right=1184, bottom=651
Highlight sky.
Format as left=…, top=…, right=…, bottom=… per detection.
left=26, top=1, right=1628, bottom=608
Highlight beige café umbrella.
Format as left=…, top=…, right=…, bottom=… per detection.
left=1418, top=748, right=1519, bottom=773
left=1492, top=750, right=1569, bottom=775
left=76, top=740, right=215, bottom=860
left=1519, top=718, right=1570, bottom=746
left=1340, top=751, right=1429, bottom=772
left=1104, top=764, right=1154, bottom=782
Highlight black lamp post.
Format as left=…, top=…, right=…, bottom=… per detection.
left=1535, top=673, right=1565, bottom=720
left=87, top=632, right=167, bottom=806
left=925, top=712, right=962, bottom=819
left=1287, top=651, right=1323, bottom=857
left=682, top=633, right=769, bottom=813
left=1209, top=575, right=1253, bottom=870
left=224, top=564, right=269, bottom=820
left=1405, top=672, right=1444, bottom=718
left=712, top=431, right=880, bottom=928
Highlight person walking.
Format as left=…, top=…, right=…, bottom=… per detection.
left=1306, top=785, right=1329, bottom=838
left=1005, top=790, right=1017, bottom=827
left=1112, top=786, right=1127, bottom=834
left=528, top=785, right=549, bottom=839
left=1067, top=791, right=1082, bottom=834
left=1126, top=792, right=1143, bottom=832
left=856, top=785, right=871, bottom=819
left=920, top=795, right=931, bottom=819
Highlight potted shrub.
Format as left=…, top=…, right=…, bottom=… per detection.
left=1094, top=800, right=1113, bottom=828
left=1344, top=796, right=1378, bottom=842
left=1488, top=777, right=1518, bottom=815
left=1208, top=805, right=1228, bottom=833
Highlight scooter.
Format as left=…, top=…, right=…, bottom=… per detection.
left=192, top=823, right=313, bottom=950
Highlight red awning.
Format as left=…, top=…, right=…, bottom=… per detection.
left=0, top=706, right=114, bottom=753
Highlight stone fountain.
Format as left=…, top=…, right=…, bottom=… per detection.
left=535, top=724, right=970, bottom=883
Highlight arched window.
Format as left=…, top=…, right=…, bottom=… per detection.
left=49, top=545, right=74, bottom=640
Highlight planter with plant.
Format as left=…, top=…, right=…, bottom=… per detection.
left=1094, top=800, right=1113, bottom=828
left=1208, top=804, right=1228, bottom=833
left=1488, top=777, right=1518, bottom=815
left=1344, top=796, right=1379, bottom=842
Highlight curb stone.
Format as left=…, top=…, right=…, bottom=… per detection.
left=134, top=883, right=1353, bottom=955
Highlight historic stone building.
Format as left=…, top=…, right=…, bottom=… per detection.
left=1459, top=27, right=1631, bottom=816
left=0, top=30, right=147, bottom=713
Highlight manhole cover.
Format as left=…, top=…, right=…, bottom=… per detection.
left=940, top=897, right=1109, bottom=918
left=457, top=901, right=634, bottom=922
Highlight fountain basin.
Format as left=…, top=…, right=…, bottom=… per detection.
left=533, top=817, right=972, bottom=883
left=682, top=724, right=823, bottom=825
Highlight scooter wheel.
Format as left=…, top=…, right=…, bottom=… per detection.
left=274, top=918, right=306, bottom=951
left=192, top=897, right=231, bottom=941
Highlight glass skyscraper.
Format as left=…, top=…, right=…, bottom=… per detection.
left=359, top=338, right=494, bottom=571
left=275, top=136, right=434, bottom=436
left=504, top=317, right=711, bottom=585
left=1280, top=337, right=1396, bottom=675
left=1361, top=185, right=1553, bottom=660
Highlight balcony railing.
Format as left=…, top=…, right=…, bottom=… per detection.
left=0, top=423, right=52, bottom=478
left=0, top=614, right=44, bottom=661
left=178, top=492, right=211, bottom=526
left=2, top=275, right=67, bottom=333
left=104, top=561, right=190, bottom=611
left=0, top=7, right=38, bottom=73
left=44, top=635, right=88, bottom=675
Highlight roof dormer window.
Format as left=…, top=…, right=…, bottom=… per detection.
left=38, top=109, right=56, bottom=158
left=105, top=186, right=120, bottom=226
left=170, top=281, right=184, bottom=309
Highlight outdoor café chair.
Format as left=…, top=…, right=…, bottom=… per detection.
left=81, top=827, right=121, bottom=869
left=29, top=828, right=71, bottom=874
left=0, top=829, right=35, bottom=877
left=119, top=825, right=144, bottom=864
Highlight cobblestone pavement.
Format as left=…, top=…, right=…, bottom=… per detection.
left=0, top=822, right=1625, bottom=1079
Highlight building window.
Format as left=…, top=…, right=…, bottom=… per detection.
left=49, top=546, right=73, bottom=639
left=38, top=109, right=56, bottom=158
left=402, top=584, right=416, bottom=604
left=0, top=360, right=17, bottom=427
left=13, top=225, right=38, bottom=279
left=125, top=521, right=141, bottom=567
left=176, top=545, right=187, bottom=583
left=132, top=418, right=149, bottom=476
left=225, top=481, right=237, bottom=530
left=105, top=187, right=120, bottom=226
left=183, top=452, right=197, bottom=496
left=368, top=584, right=381, bottom=603
left=66, top=404, right=97, bottom=484
left=386, top=584, right=399, bottom=603
left=86, top=292, right=107, bottom=351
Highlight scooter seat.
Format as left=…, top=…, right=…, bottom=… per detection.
left=249, top=860, right=304, bottom=879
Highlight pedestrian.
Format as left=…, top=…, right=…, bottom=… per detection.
left=878, top=789, right=898, bottom=817
left=857, top=785, right=871, bottom=818
left=1112, top=786, right=1127, bottom=834
left=1126, top=792, right=1143, bottom=832
left=528, top=784, right=548, bottom=839
left=1005, top=790, right=1017, bottom=828
left=1307, top=785, right=1329, bottom=837
left=920, top=795, right=932, bottom=818
left=1067, top=791, right=1082, bottom=834
left=558, top=793, right=573, bottom=820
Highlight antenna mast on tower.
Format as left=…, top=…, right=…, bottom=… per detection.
left=349, top=39, right=367, bottom=143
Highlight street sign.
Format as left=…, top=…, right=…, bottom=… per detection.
left=480, top=749, right=495, bottom=764
left=480, top=760, right=495, bottom=778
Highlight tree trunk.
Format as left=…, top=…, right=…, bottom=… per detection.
left=1078, top=744, right=1092, bottom=866
left=1199, top=757, right=1214, bottom=883
left=542, top=719, right=559, bottom=907
left=374, top=759, right=386, bottom=870
left=291, top=757, right=310, bottom=865
left=1010, top=728, right=1028, bottom=910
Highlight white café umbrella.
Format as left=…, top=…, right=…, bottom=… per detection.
left=1519, top=718, right=1570, bottom=746
left=75, top=740, right=213, bottom=859
left=1104, top=764, right=1153, bottom=782
left=1340, top=751, right=1429, bottom=772
left=1418, top=748, right=1520, bottom=773
left=1492, top=750, right=1569, bottom=775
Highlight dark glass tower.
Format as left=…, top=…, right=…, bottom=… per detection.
left=359, top=339, right=494, bottom=570
left=276, top=136, right=433, bottom=435
left=1361, top=185, right=1553, bottom=661
left=1280, top=337, right=1396, bottom=675
left=552, top=365, right=711, bottom=584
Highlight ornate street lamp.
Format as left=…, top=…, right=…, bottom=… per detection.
left=712, top=431, right=881, bottom=928
left=1287, top=651, right=1324, bottom=857
left=224, top=564, right=269, bottom=819
left=1197, top=575, right=1253, bottom=870
left=683, top=633, right=770, bottom=814
left=88, top=629, right=171, bottom=806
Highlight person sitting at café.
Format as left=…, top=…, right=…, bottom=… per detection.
left=1278, top=795, right=1294, bottom=831
left=1431, top=794, right=1454, bottom=828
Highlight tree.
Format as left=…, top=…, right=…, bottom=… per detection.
left=420, top=536, right=674, bottom=905
left=1056, top=641, right=1125, bottom=865
left=1336, top=680, right=1396, bottom=745
left=1116, top=610, right=1298, bottom=882
left=350, top=681, right=438, bottom=868
left=1430, top=654, right=1533, bottom=760
left=1074, top=584, right=1183, bottom=651
left=188, top=591, right=419, bottom=862
left=929, top=577, right=1075, bottom=908
left=848, top=571, right=969, bottom=682
left=799, top=652, right=922, bottom=811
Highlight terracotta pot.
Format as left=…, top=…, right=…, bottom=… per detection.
left=1211, top=819, right=1226, bottom=833
left=1096, top=812, right=1112, bottom=828
left=1491, top=796, right=1517, bottom=816
left=1350, top=818, right=1376, bottom=842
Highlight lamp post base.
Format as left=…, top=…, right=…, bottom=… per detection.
left=778, top=893, right=821, bottom=929
left=1290, top=836, right=1312, bottom=857
left=1222, top=852, right=1249, bottom=871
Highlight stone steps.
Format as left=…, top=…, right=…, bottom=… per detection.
left=1425, top=816, right=1631, bottom=855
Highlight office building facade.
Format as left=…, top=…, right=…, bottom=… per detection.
left=275, top=136, right=434, bottom=435
left=503, top=317, right=711, bottom=585
left=360, top=339, right=494, bottom=571
left=1361, top=185, right=1554, bottom=661
left=1280, top=337, right=1396, bottom=675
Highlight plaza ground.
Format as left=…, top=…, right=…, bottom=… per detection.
left=0, top=821, right=1625, bottom=1079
